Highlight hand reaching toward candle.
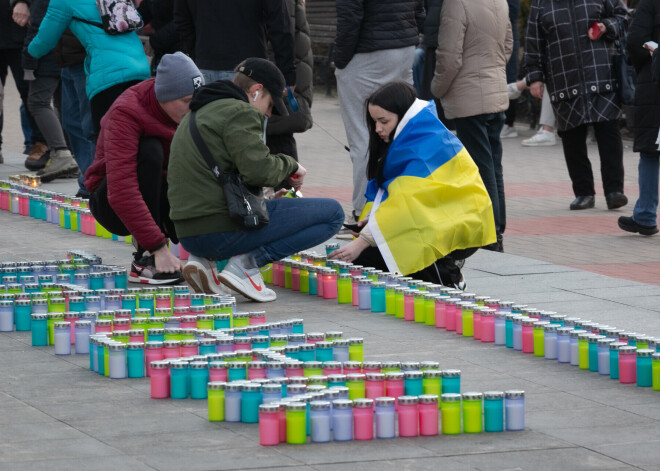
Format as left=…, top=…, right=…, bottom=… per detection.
left=329, top=238, right=371, bottom=262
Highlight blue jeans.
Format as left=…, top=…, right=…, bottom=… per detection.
left=180, top=198, right=345, bottom=267
left=454, top=112, right=506, bottom=234
left=412, top=47, right=425, bottom=97
left=199, top=69, right=235, bottom=84
left=633, top=152, right=659, bottom=226
left=61, top=64, right=95, bottom=195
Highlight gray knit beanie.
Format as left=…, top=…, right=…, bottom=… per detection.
left=155, top=52, right=204, bottom=102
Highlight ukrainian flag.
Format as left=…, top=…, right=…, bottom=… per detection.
left=361, top=99, right=496, bottom=275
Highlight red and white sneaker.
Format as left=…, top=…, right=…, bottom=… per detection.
left=129, top=254, right=184, bottom=285
left=183, top=254, right=233, bottom=295
left=218, top=255, right=276, bottom=302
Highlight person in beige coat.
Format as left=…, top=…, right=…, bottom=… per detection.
left=431, top=0, right=512, bottom=251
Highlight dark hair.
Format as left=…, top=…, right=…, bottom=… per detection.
left=365, top=81, right=417, bottom=184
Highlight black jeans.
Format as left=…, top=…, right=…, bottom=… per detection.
left=453, top=112, right=506, bottom=235
left=89, top=137, right=176, bottom=252
left=557, top=120, right=624, bottom=196
left=90, top=80, right=141, bottom=136
left=0, top=48, right=45, bottom=146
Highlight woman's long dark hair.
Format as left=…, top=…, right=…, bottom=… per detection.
left=365, top=81, right=417, bottom=185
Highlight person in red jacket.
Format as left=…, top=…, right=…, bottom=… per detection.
left=84, top=52, right=204, bottom=284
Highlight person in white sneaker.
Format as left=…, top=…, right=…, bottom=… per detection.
left=504, top=77, right=558, bottom=146
left=168, top=58, right=344, bottom=302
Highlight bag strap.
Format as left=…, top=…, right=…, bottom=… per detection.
left=71, top=16, right=104, bottom=30
left=189, top=111, right=225, bottom=184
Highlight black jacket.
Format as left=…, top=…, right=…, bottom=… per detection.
left=174, top=0, right=296, bottom=85
left=627, top=0, right=660, bottom=153
left=1, top=0, right=27, bottom=50
left=523, top=0, right=628, bottom=131
left=138, top=0, right=181, bottom=61
left=333, top=0, right=425, bottom=70
left=21, top=0, right=60, bottom=77
left=421, top=0, right=442, bottom=49
left=53, top=29, right=85, bottom=68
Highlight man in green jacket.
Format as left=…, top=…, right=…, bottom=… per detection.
left=168, top=58, right=344, bottom=302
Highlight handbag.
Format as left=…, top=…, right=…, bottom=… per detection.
left=613, top=18, right=636, bottom=106
left=188, top=111, right=269, bottom=230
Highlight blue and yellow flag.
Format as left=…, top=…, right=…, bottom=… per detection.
left=361, top=99, right=496, bottom=275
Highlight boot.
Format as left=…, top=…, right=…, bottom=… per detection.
left=37, top=149, right=80, bottom=182
left=24, top=142, right=48, bottom=170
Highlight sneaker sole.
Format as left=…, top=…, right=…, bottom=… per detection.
left=617, top=220, right=659, bottom=236
left=182, top=264, right=205, bottom=293
left=521, top=141, right=556, bottom=147
left=218, top=270, right=276, bottom=302
left=39, top=165, right=81, bottom=183
left=128, top=273, right=183, bottom=285
left=184, top=261, right=233, bottom=295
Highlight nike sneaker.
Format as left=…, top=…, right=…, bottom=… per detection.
left=218, top=255, right=276, bottom=302
left=129, top=253, right=184, bottom=285
left=183, top=254, right=233, bottom=295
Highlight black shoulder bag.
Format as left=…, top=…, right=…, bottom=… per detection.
left=613, top=17, right=636, bottom=106
left=188, top=111, right=269, bottom=230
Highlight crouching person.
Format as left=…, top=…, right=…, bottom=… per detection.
left=168, top=58, right=344, bottom=302
left=85, top=52, right=204, bottom=284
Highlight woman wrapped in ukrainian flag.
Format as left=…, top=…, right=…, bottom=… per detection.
left=329, top=81, right=496, bottom=287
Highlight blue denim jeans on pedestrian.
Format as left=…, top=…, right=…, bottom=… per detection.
left=61, top=64, right=96, bottom=195
left=199, top=69, right=235, bottom=84
left=633, top=152, right=659, bottom=226
left=453, top=112, right=506, bottom=234
left=179, top=197, right=345, bottom=267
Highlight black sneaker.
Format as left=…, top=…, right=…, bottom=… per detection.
left=128, top=254, right=184, bottom=285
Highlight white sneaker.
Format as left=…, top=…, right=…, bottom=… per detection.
left=521, top=129, right=557, bottom=147
left=500, top=125, right=518, bottom=139
left=183, top=254, right=233, bottom=295
left=507, top=82, right=522, bottom=100
left=218, top=255, right=276, bottom=302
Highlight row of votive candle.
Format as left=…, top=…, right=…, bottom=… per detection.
left=0, top=184, right=134, bottom=242
left=270, top=251, right=660, bottom=392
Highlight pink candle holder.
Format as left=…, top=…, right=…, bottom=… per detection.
left=473, top=308, right=483, bottom=340
left=144, top=343, right=164, bottom=377
left=397, top=396, right=419, bottom=437
left=353, top=399, right=374, bottom=440
left=435, top=298, right=447, bottom=328
left=291, top=265, right=301, bottom=291
left=522, top=320, right=535, bottom=353
left=403, top=292, right=415, bottom=321
left=480, top=309, right=496, bottom=343
left=365, top=373, right=385, bottom=399
left=445, top=300, right=458, bottom=331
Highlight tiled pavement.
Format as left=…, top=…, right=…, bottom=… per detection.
left=1, top=83, right=660, bottom=470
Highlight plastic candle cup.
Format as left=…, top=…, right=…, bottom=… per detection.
left=422, top=370, right=442, bottom=405
left=578, top=333, right=592, bottom=370
left=568, top=329, right=585, bottom=366
left=434, top=296, right=448, bottom=328
left=505, top=390, right=525, bottom=431
left=416, top=394, right=439, bottom=436
left=286, top=402, right=308, bottom=444
left=652, top=353, right=660, bottom=391
left=365, top=373, right=385, bottom=399
left=31, top=313, right=48, bottom=346
left=441, top=393, right=462, bottom=434
left=521, top=319, right=535, bottom=353
left=636, top=349, right=654, bottom=387
left=327, top=373, right=347, bottom=388
left=307, top=400, right=331, bottom=443
left=346, top=373, right=366, bottom=400
left=331, top=273, right=350, bottom=304
left=283, top=261, right=293, bottom=289
left=47, top=313, right=64, bottom=346
left=462, top=392, right=483, bottom=433
left=441, top=369, right=461, bottom=394
left=443, top=298, right=458, bottom=331
left=14, top=299, right=31, bottom=331
left=74, top=320, right=92, bottom=354
left=352, top=398, right=374, bottom=440
left=394, top=287, right=406, bottom=319
left=348, top=338, right=364, bottom=362
left=385, top=284, right=397, bottom=315
left=108, top=343, right=128, bottom=379
left=332, top=340, right=350, bottom=363
left=484, top=391, right=505, bottom=432
left=169, top=361, right=190, bottom=399
left=322, top=271, right=338, bottom=300
left=511, top=315, right=523, bottom=351
left=403, top=370, right=423, bottom=396
left=241, top=383, right=262, bottom=423
left=224, top=383, right=243, bottom=422
left=258, top=403, right=281, bottom=446
left=54, top=321, right=72, bottom=355
left=189, top=361, right=210, bottom=399
left=302, top=360, right=323, bottom=377
left=413, top=291, right=425, bottom=323
left=354, top=278, right=370, bottom=310
left=555, top=327, right=571, bottom=364
left=207, top=382, right=226, bottom=421
left=532, top=321, right=549, bottom=357
left=596, top=337, right=615, bottom=375
left=150, top=361, right=170, bottom=398
left=369, top=282, right=386, bottom=313
left=394, top=395, right=418, bottom=437
left=422, top=293, right=436, bottom=326
left=314, top=341, right=333, bottom=362
left=261, top=383, right=282, bottom=404
left=403, top=290, right=416, bottom=321
left=374, top=397, right=396, bottom=438
left=479, top=308, right=496, bottom=342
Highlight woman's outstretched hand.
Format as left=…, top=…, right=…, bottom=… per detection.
left=328, top=238, right=370, bottom=263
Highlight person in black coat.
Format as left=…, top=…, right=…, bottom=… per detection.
left=138, top=0, right=181, bottom=74
left=618, top=0, right=660, bottom=235
left=524, top=0, right=629, bottom=211
left=174, top=0, right=295, bottom=87
left=0, top=0, right=45, bottom=163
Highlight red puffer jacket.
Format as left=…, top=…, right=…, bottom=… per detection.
left=84, top=78, right=176, bottom=251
